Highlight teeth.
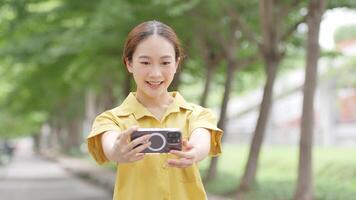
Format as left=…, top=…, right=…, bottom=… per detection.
left=147, top=81, right=162, bottom=85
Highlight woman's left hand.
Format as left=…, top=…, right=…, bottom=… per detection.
left=167, top=140, right=197, bottom=168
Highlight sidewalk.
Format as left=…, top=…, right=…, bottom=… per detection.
left=0, top=139, right=111, bottom=200
left=45, top=152, right=231, bottom=200
left=52, top=154, right=116, bottom=193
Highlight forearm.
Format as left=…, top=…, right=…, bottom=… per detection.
left=101, top=130, right=120, bottom=162
left=189, top=128, right=211, bottom=162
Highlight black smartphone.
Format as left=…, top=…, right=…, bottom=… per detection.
left=130, top=128, right=182, bottom=153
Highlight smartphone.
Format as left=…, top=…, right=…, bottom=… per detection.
left=130, top=128, right=182, bottom=153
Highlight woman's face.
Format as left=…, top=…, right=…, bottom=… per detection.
left=126, top=35, right=179, bottom=98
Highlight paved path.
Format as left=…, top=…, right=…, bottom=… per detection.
left=0, top=139, right=111, bottom=200
left=0, top=138, right=231, bottom=200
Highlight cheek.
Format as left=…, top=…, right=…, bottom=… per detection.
left=163, top=69, right=176, bottom=85
left=131, top=72, right=146, bottom=86
left=163, top=68, right=175, bottom=78
left=132, top=68, right=147, bottom=79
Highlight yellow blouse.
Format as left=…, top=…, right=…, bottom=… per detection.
left=87, top=91, right=223, bottom=200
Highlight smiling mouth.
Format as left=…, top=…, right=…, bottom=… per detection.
left=146, top=81, right=163, bottom=87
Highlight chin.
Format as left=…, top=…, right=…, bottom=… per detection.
left=143, top=88, right=165, bottom=98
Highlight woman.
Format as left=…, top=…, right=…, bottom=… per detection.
left=87, top=20, right=223, bottom=200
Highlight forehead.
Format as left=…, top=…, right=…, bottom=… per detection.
left=133, top=35, right=175, bottom=58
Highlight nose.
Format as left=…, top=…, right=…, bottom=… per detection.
left=149, top=65, right=162, bottom=78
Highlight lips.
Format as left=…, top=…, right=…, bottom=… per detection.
left=146, top=81, right=163, bottom=88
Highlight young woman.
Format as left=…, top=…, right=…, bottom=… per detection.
left=87, top=20, right=223, bottom=200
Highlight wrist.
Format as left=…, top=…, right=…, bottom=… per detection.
left=192, top=148, right=201, bottom=163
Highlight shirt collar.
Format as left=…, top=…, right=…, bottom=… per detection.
left=113, top=91, right=192, bottom=120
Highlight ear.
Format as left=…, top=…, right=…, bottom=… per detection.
left=125, top=57, right=133, bottom=73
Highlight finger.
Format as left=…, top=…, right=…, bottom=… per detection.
left=126, top=141, right=151, bottom=157
left=125, top=134, right=152, bottom=152
left=128, top=153, right=145, bottom=162
left=169, top=150, right=194, bottom=159
left=118, top=126, right=139, bottom=145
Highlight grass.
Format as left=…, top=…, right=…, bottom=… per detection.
left=198, top=144, right=356, bottom=200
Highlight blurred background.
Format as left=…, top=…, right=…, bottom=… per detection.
left=0, top=0, right=355, bottom=200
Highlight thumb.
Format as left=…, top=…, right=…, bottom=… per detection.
left=119, top=126, right=139, bottom=143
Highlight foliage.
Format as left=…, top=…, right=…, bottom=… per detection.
left=334, top=24, right=356, bottom=43
left=199, top=145, right=356, bottom=200
left=0, top=0, right=264, bottom=138
left=0, top=0, right=355, bottom=140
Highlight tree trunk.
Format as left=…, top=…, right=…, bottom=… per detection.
left=45, top=119, right=60, bottom=154
left=236, top=1, right=282, bottom=198
left=106, top=80, right=117, bottom=108
left=200, top=64, right=214, bottom=107
left=204, top=59, right=236, bottom=182
left=64, top=117, right=82, bottom=155
left=55, top=120, right=65, bottom=153
left=294, top=0, right=325, bottom=200
left=51, top=120, right=61, bottom=153
left=198, top=40, right=220, bottom=107
left=99, top=78, right=117, bottom=111
left=32, top=133, right=41, bottom=154
left=236, top=59, right=278, bottom=199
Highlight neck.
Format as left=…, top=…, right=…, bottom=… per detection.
left=135, top=90, right=173, bottom=108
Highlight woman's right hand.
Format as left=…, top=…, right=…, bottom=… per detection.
left=102, top=126, right=152, bottom=164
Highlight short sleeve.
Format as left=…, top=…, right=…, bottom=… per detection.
left=189, top=107, right=223, bottom=157
left=87, top=111, right=122, bottom=165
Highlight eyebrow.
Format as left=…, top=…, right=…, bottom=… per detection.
left=160, top=55, right=173, bottom=59
left=138, top=55, right=173, bottom=59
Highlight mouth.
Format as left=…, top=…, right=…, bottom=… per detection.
left=146, top=81, right=164, bottom=88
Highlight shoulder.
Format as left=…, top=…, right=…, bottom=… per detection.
left=99, top=92, right=138, bottom=118
left=100, top=102, right=133, bottom=118
left=175, top=92, right=217, bottom=119
left=111, top=105, right=130, bottom=117
left=186, top=102, right=217, bottom=119
left=188, top=103, right=206, bottom=112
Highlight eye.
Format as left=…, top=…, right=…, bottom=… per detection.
left=140, top=61, right=150, bottom=65
left=162, top=61, right=171, bottom=65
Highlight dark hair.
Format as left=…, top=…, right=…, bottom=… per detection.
left=122, top=20, right=184, bottom=66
